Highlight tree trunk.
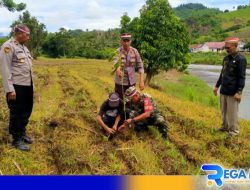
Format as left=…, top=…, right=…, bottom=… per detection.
left=145, top=72, right=153, bottom=85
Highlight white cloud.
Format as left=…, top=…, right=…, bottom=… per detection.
left=0, top=0, right=249, bottom=35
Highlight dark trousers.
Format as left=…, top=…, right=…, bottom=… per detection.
left=115, top=83, right=135, bottom=99
left=6, top=84, right=33, bottom=140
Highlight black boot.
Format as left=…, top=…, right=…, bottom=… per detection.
left=161, top=133, right=168, bottom=140
left=12, top=138, right=30, bottom=151
left=157, top=124, right=168, bottom=140
left=22, top=135, right=34, bottom=144
left=134, top=125, right=149, bottom=132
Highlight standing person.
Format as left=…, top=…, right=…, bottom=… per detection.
left=0, top=24, right=34, bottom=151
left=114, top=33, right=145, bottom=99
left=213, top=37, right=247, bottom=138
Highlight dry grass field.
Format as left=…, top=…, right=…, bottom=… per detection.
left=0, top=58, right=249, bottom=175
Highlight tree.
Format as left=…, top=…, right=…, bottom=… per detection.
left=0, top=0, right=26, bottom=11
left=11, top=11, right=47, bottom=58
left=122, top=0, right=190, bottom=84
left=42, top=33, right=59, bottom=58
left=120, top=12, right=131, bottom=34
left=57, top=28, right=77, bottom=57
left=43, top=28, right=120, bottom=58
left=42, top=28, right=77, bottom=58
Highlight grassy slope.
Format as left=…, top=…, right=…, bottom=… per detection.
left=0, top=58, right=249, bottom=175
left=216, top=7, right=250, bottom=42
left=151, top=70, right=219, bottom=108
left=216, top=7, right=250, bottom=29
left=191, top=52, right=250, bottom=66
left=193, top=7, right=250, bottom=42
left=225, top=25, right=250, bottom=41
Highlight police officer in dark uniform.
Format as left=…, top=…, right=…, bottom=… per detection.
left=0, top=24, right=34, bottom=151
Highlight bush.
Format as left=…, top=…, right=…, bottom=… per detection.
left=223, top=24, right=242, bottom=33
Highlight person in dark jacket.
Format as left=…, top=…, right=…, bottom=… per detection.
left=213, top=37, right=247, bottom=138
left=97, top=92, right=123, bottom=135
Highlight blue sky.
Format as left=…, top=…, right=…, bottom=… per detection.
left=1, top=0, right=250, bottom=35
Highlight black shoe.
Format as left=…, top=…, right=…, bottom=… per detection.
left=12, top=139, right=30, bottom=152
left=134, top=125, right=148, bottom=132
left=162, top=133, right=168, bottom=140
left=218, top=128, right=228, bottom=132
left=22, top=135, right=34, bottom=144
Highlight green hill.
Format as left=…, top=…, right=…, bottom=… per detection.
left=174, top=3, right=221, bottom=19
left=175, top=3, right=250, bottom=43
left=216, top=6, right=250, bottom=29
left=216, top=7, right=250, bottom=42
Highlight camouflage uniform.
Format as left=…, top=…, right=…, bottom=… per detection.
left=126, top=93, right=168, bottom=138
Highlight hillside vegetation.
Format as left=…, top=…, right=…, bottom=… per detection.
left=175, top=3, right=250, bottom=43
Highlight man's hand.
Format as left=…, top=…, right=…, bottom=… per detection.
left=124, top=119, right=133, bottom=125
left=118, top=124, right=126, bottom=131
left=116, top=67, right=122, bottom=77
left=112, top=124, right=118, bottom=131
left=105, top=127, right=116, bottom=135
left=234, top=93, right=241, bottom=102
left=8, top=91, right=16, bottom=101
left=213, top=87, right=218, bottom=96
left=139, top=80, right=145, bottom=91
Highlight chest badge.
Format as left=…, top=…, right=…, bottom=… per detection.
left=19, top=59, right=25, bottom=63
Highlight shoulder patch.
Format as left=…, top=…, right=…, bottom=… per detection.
left=144, top=97, right=154, bottom=112
left=4, top=47, right=11, bottom=53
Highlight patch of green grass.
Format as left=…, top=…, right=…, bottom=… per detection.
left=191, top=52, right=250, bottom=67
left=152, top=72, right=220, bottom=108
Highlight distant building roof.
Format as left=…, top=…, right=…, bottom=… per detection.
left=189, top=44, right=203, bottom=49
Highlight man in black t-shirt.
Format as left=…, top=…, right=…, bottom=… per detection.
left=97, top=92, right=123, bottom=135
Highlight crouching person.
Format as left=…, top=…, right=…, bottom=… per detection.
left=120, top=86, right=168, bottom=140
left=97, top=92, right=124, bottom=135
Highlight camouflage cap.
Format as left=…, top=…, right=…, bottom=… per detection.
left=125, top=86, right=138, bottom=102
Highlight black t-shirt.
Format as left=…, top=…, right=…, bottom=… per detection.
left=98, top=100, right=123, bottom=118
